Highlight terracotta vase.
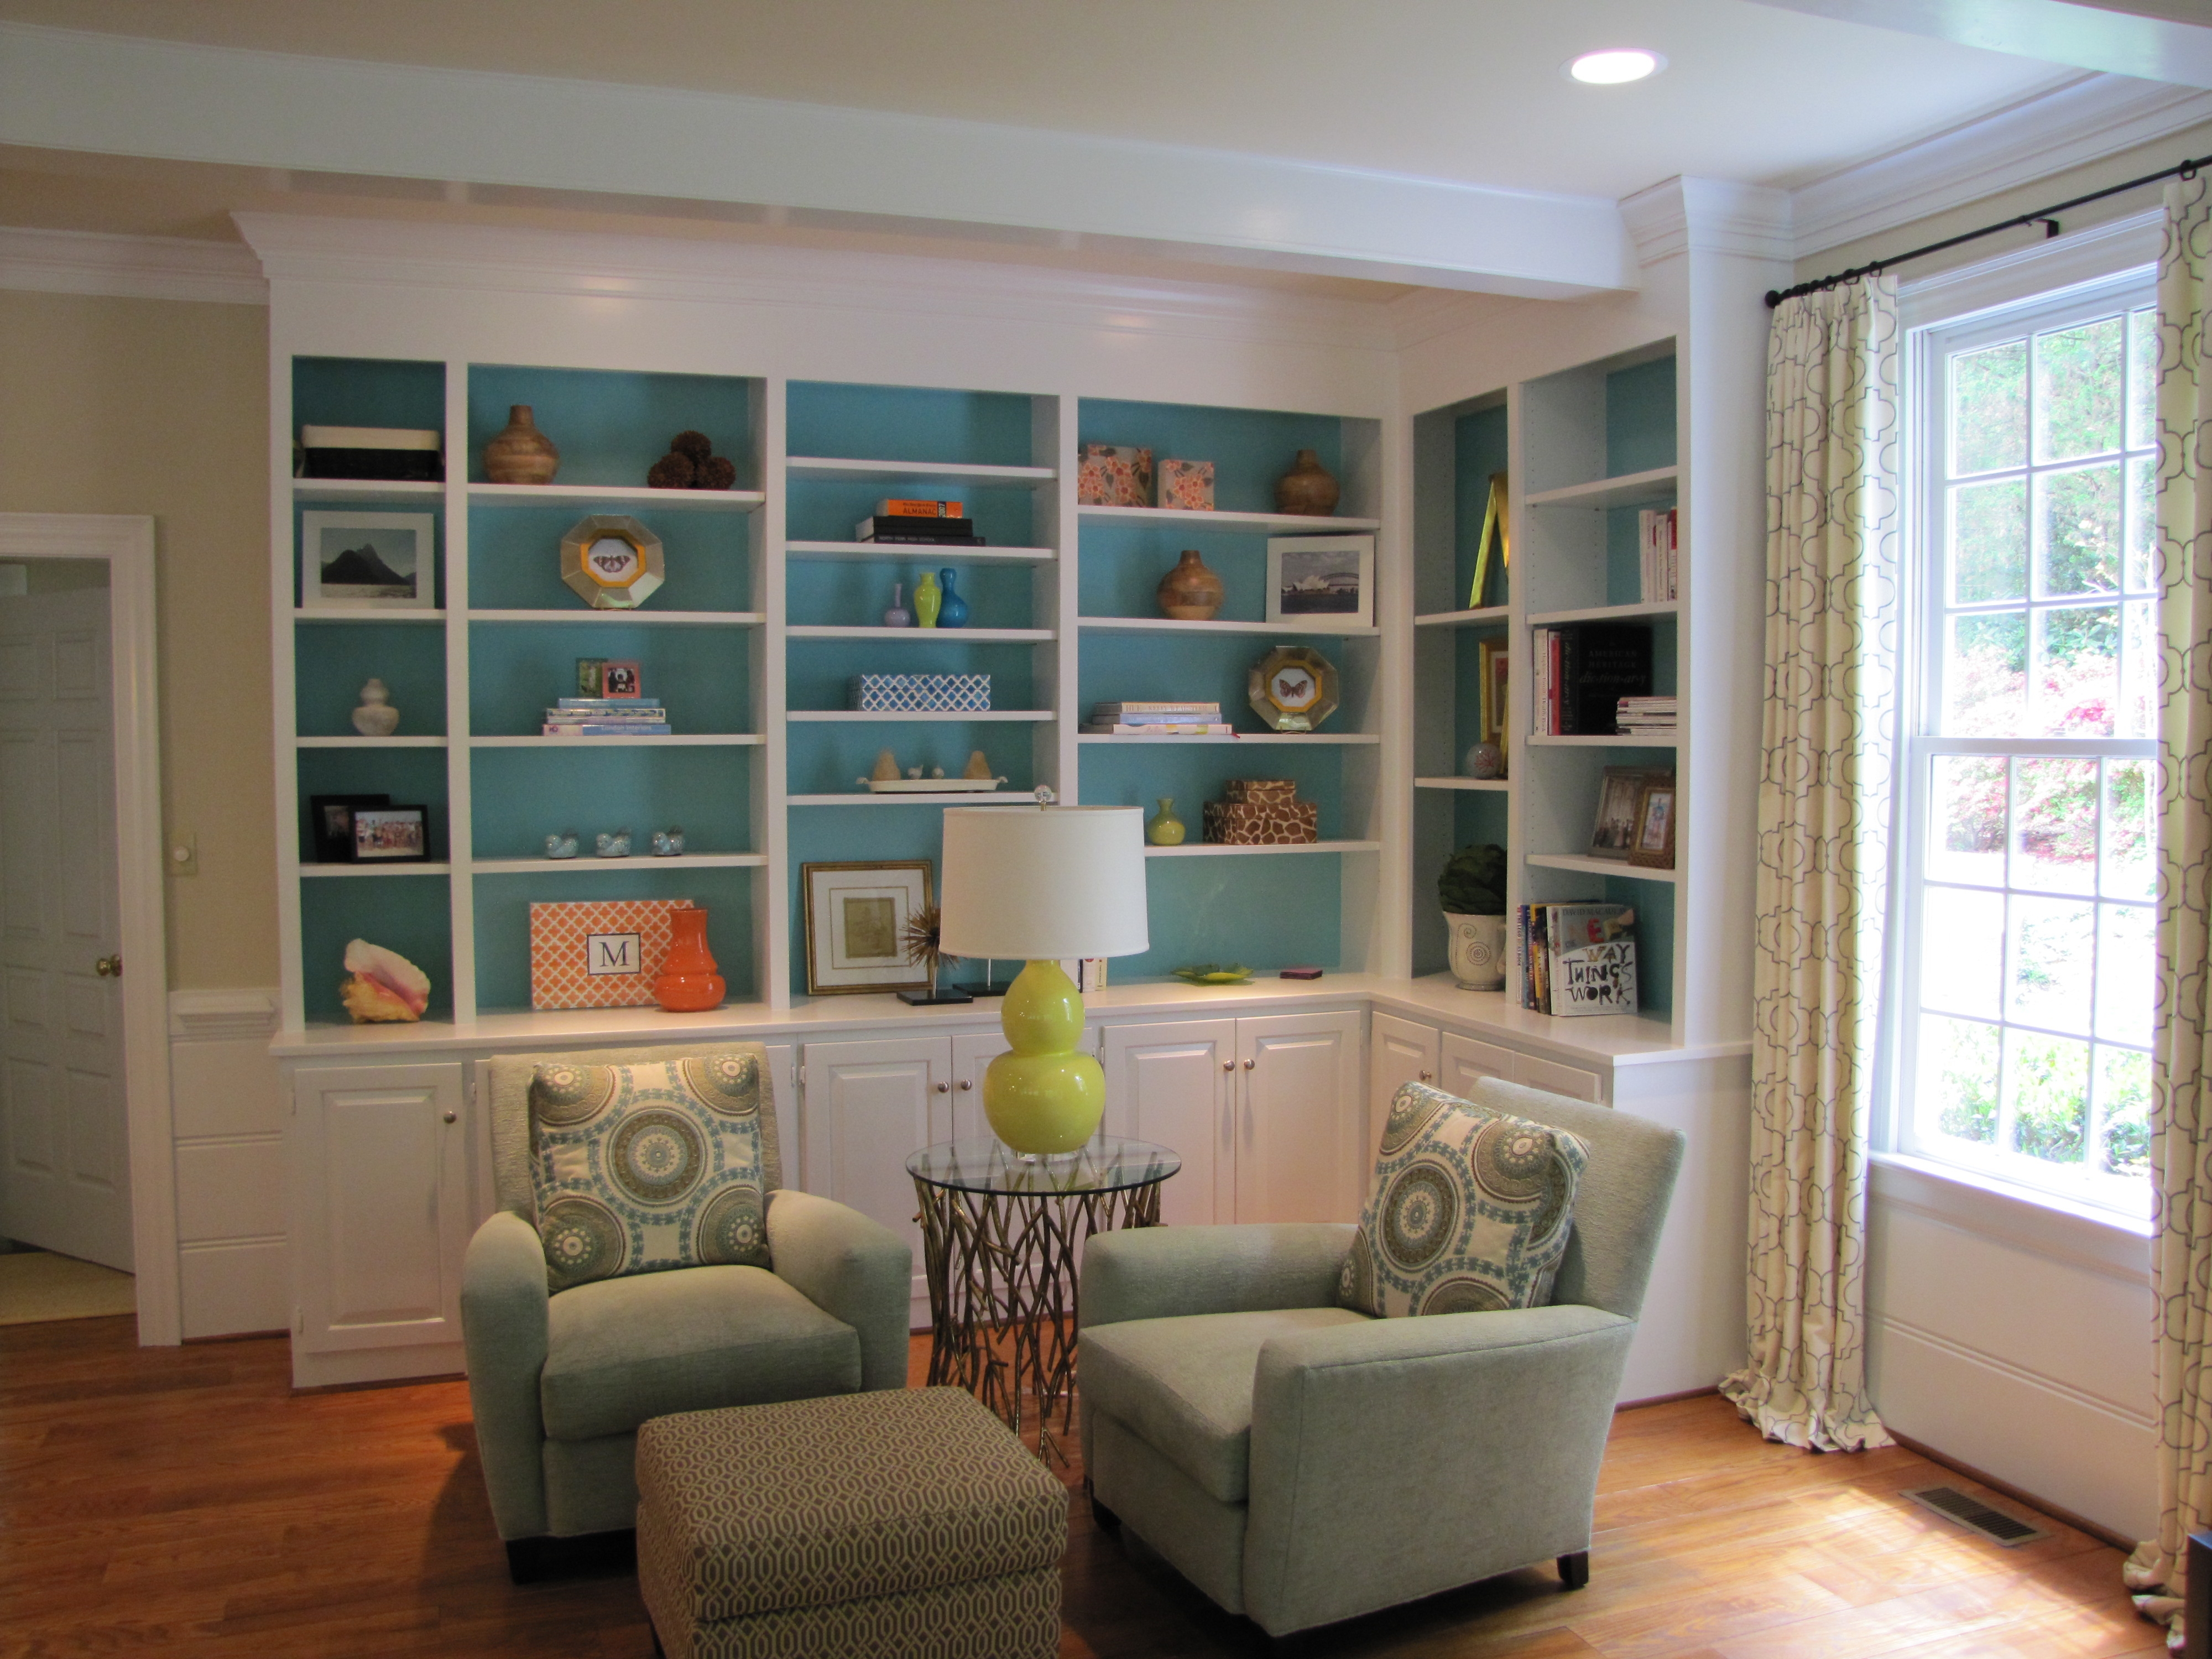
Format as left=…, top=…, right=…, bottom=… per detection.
left=1156, top=549, right=1225, bottom=620
left=1275, top=448, right=1340, bottom=517
left=655, top=907, right=726, bottom=1012
left=483, top=404, right=560, bottom=485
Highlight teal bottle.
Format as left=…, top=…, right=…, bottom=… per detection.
left=937, top=567, right=969, bottom=628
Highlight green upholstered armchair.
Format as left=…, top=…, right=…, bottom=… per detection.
left=461, top=1043, right=911, bottom=1583
left=1076, top=1077, right=1684, bottom=1640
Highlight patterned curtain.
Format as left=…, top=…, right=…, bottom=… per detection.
left=2125, top=173, right=2212, bottom=1649
left=1719, top=278, right=1900, bottom=1453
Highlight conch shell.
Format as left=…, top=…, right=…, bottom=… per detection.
left=340, top=938, right=431, bottom=1023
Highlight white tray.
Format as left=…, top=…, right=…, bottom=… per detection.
left=858, top=776, right=1008, bottom=794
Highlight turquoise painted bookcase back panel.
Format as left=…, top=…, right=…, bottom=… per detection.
left=467, top=366, right=758, bottom=488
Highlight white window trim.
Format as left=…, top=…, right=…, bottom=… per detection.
left=1875, top=223, right=2161, bottom=1243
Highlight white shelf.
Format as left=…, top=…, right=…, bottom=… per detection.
left=295, top=608, right=446, bottom=624
left=1525, top=733, right=1678, bottom=748
left=787, top=792, right=1029, bottom=807
left=471, top=853, right=768, bottom=874
left=466, top=609, right=764, bottom=626
left=784, top=541, right=1055, bottom=564
left=293, top=735, right=448, bottom=749
left=1415, top=776, right=1510, bottom=792
left=1145, top=841, right=1381, bottom=858
left=785, top=457, right=1056, bottom=484
left=1524, top=466, right=1679, bottom=511
left=787, top=626, right=1053, bottom=643
left=787, top=709, right=1055, bottom=723
left=1528, top=601, right=1678, bottom=626
left=1413, top=607, right=1510, bottom=628
left=1078, top=732, right=1379, bottom=745
left=1525, top=853, right=1679, bottom=883
left=467, top=734, right=765, bottom=747
left=1078, top=617, right=1379, bottom=638
left=466, top=482, right=765, bottom=513
left=1078, top=504, right=1380, bottom=534
left=292, top=478, right=443, bottom=504
left=298, top=862, right=452, bottom=878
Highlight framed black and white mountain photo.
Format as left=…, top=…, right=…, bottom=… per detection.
left=300, top=510, right=436, bottom=609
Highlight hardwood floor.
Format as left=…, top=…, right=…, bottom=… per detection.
left=0, top=1317, right=2159, bottom=1658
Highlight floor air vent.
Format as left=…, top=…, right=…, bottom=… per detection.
left=1901, top=1485, right=2047, bottom=1547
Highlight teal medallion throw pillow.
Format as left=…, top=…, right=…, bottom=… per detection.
left=1340, top=1081, right=1587, bottom=1318
left=529, top=1054, right=774, bottom=1291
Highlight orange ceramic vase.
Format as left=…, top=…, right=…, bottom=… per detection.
left=654, top=907, right=726, bottom=1011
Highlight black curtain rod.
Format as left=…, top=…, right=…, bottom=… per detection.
left=1765, top=150, right=2212, bottom=309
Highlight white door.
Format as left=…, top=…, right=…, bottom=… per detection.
left=1367, top=1013, right=1439, bottom=1164
left=1235, top=1010, right=1365, bottom=1224
left=0, top=587, right=130, bottom=1268
left=801, top=1036, right=948, bottom=1317
left=291, top=1062, right=470, bottom=1355
left=1440, top=1030, right=1517, bottom=1100
left=1101, top=1019, right=1233, bottom=1225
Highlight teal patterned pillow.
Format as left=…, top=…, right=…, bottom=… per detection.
left=529, top=1055, right=773, bottom=1291
left=1339, top=1081, right=1587, bottom=1318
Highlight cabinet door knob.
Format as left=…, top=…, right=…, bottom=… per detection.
left=958, top=1079, right=973, bottom=1091
left=1419, top=1071, right=1433, bottom=1082
left=442, top=1110, right=457, bottom=1124
left=1222, top=1060, right=1235, bottom=1072
left=934, top=1082, right=950, bottom=1093
left=94, top=954, right=121, bottom=978
left=1243, top=1057, right=1256, bottom=1071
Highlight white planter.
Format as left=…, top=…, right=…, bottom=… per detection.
left=1443, top=912, right=1507, bottom=991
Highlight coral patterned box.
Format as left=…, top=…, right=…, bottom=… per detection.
left=1158, top=458, right=1215, bottom=512
left=530, top=898, right=693, bottom=1009
left=1077, top=444, right=1153, bottom=507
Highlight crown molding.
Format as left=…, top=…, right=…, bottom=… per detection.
left=0, top=225, right=266, bottom=305
left=1620, top=178, right=1794, bottom=268
left=168, top=988, right=279, bottom=1042
left=1791, top=73, right=2212, bottom=257
left=234, top=212, right=1417, bottom=354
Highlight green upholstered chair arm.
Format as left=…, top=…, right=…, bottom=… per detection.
left=461, top=1209, right=552, bottom=1541
left=1239, top=1303, right=1637, bottom=1637
left=1078, top=1223, right=1357, bottom=1331
left=765, top=1188, right=912, bottom=1392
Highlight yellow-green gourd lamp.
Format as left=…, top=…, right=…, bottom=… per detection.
left=938, top=799, right=1150, bottom=1155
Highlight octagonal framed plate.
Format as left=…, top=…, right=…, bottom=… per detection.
left=560, top=514, right=665, bottom=609
left=1249, top=644, right=1339, bottom=732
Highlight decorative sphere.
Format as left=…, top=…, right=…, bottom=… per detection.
left=1463, top=742, right=1504, bottom=780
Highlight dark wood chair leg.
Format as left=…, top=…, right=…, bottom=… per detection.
left=1558, top=1550, right=1590, bottom=1590
left=504, top=1537, right=544, bottom=1585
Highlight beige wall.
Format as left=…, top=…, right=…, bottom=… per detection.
left=0, top=288, right=275, bottom=989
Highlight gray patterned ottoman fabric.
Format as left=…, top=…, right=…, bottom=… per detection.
left=636, top=1387, right=1067, bottom=1659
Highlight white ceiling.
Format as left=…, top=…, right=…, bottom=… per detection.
left=0, top=0, right=2083, bottom=200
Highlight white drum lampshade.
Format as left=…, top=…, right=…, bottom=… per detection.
left=939, top=806, right=1150, bottom=962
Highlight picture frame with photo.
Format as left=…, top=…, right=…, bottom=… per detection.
left=350, top=804, right=431, bottom=863
left=1265, top=534, right=1374, bottom=632
left=299, top=511, right=436, bottom=611
left=1627, top=779, right=1677, bottom=870
left=307, top=793, right=389, bottom=864
left=801, top=860, right=933, bottom=995
left=1589, top=767, right=1672, bottom=862
left=1477, top=637, right=1509, bottom=754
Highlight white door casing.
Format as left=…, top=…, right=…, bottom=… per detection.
left=0, top=587, right=131, bottom=1269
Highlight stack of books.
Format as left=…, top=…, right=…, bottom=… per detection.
left=1616, top=695, right=1677, bottom=734
left=1529, top=624, right=1653, bottom=736
left=1637, top=508, right=1678, bottom=603
left=854, top=498, right=984, bottom=546
left=542, top=697, right=671, bottom=736
left=1082, top=700, right=1232, bottom=735
left=1517, top=902, right=1638, bottom=1017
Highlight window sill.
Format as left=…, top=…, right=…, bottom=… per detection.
left=1869, top=1152, right=2151, bottom=1283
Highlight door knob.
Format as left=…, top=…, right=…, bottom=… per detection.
left=958, top=1080, right=973, bottom=1091
left=1222, top=1060, right=1234, bottom=1072
left=1419, top=1071, right=1433, bottom=1082
left=1242, top=1058, right=1255, bottom=1071
left=94, top=955, right=121, bottom=979
left=442, top=1111, right=457, bottom=1124
left=934, top=1082, right=950, bottom=1094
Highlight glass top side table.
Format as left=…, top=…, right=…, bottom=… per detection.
left=907, top=1136, right=1180, bottom=1458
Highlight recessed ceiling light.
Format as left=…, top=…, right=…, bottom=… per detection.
left=1567, top=48, right=1665, bottom=85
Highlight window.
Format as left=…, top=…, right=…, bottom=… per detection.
left=1897, top=271, right=2157, bottom=1214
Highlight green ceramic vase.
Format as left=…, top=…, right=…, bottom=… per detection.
left=913, top=570, right=942, bottom=628
left=1146, top=797, right=1187, bottom=846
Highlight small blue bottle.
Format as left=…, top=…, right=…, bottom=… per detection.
left=937, top=567, right=969, bottom=629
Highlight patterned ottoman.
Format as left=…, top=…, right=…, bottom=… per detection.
left=636, top=1387, right=1067, bottom=1659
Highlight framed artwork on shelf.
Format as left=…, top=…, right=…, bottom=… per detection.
left=350, top=804, right=431, bottom=863
left=307, top=792, right=389, bottom=863
left=1468, top=472, right=1508, bottom=610
left=1628, top=779, right=1677, bottom=870
left=1590, top=768, right=1672, bottom=862
left=299, top=511, right=436, bottom=611
left=1477, top=638, right=1509, bottom=752
left=1266, top=534, right=1374, bottom=631
left=801, top=860, right=933, bottom=996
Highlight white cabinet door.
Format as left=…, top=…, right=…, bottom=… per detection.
left=1101, top=1019, right=1234, bottom=1226
left=950, top=1025, right=1099, bottom=1147
left=291, top=1062, right=469, bottom=1355
left=1235, top=1010, right=1365, bottom=1225
left=1440, top=1030, right=1517, bottom=1099
left=801, top=1036, right=947, bottom=1313
left=1514, top=1052, right=1603, bottom=1103
left=1368, top=1013, right=1439, bottom=1161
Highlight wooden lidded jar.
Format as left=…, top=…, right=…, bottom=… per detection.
left=483, top=404, right=561, bottom=484
left=1156, top=549, right=1225, bottom=620
left=1275, top=447, right=1340, bottom=516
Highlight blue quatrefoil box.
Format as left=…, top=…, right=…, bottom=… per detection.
left=850, top=674, right=993, bottom=712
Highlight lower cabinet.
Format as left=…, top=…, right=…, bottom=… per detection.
left=289, top=1061, right=471, bottom=1385
left=1366, top=1015, right=1606, bottom=1166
